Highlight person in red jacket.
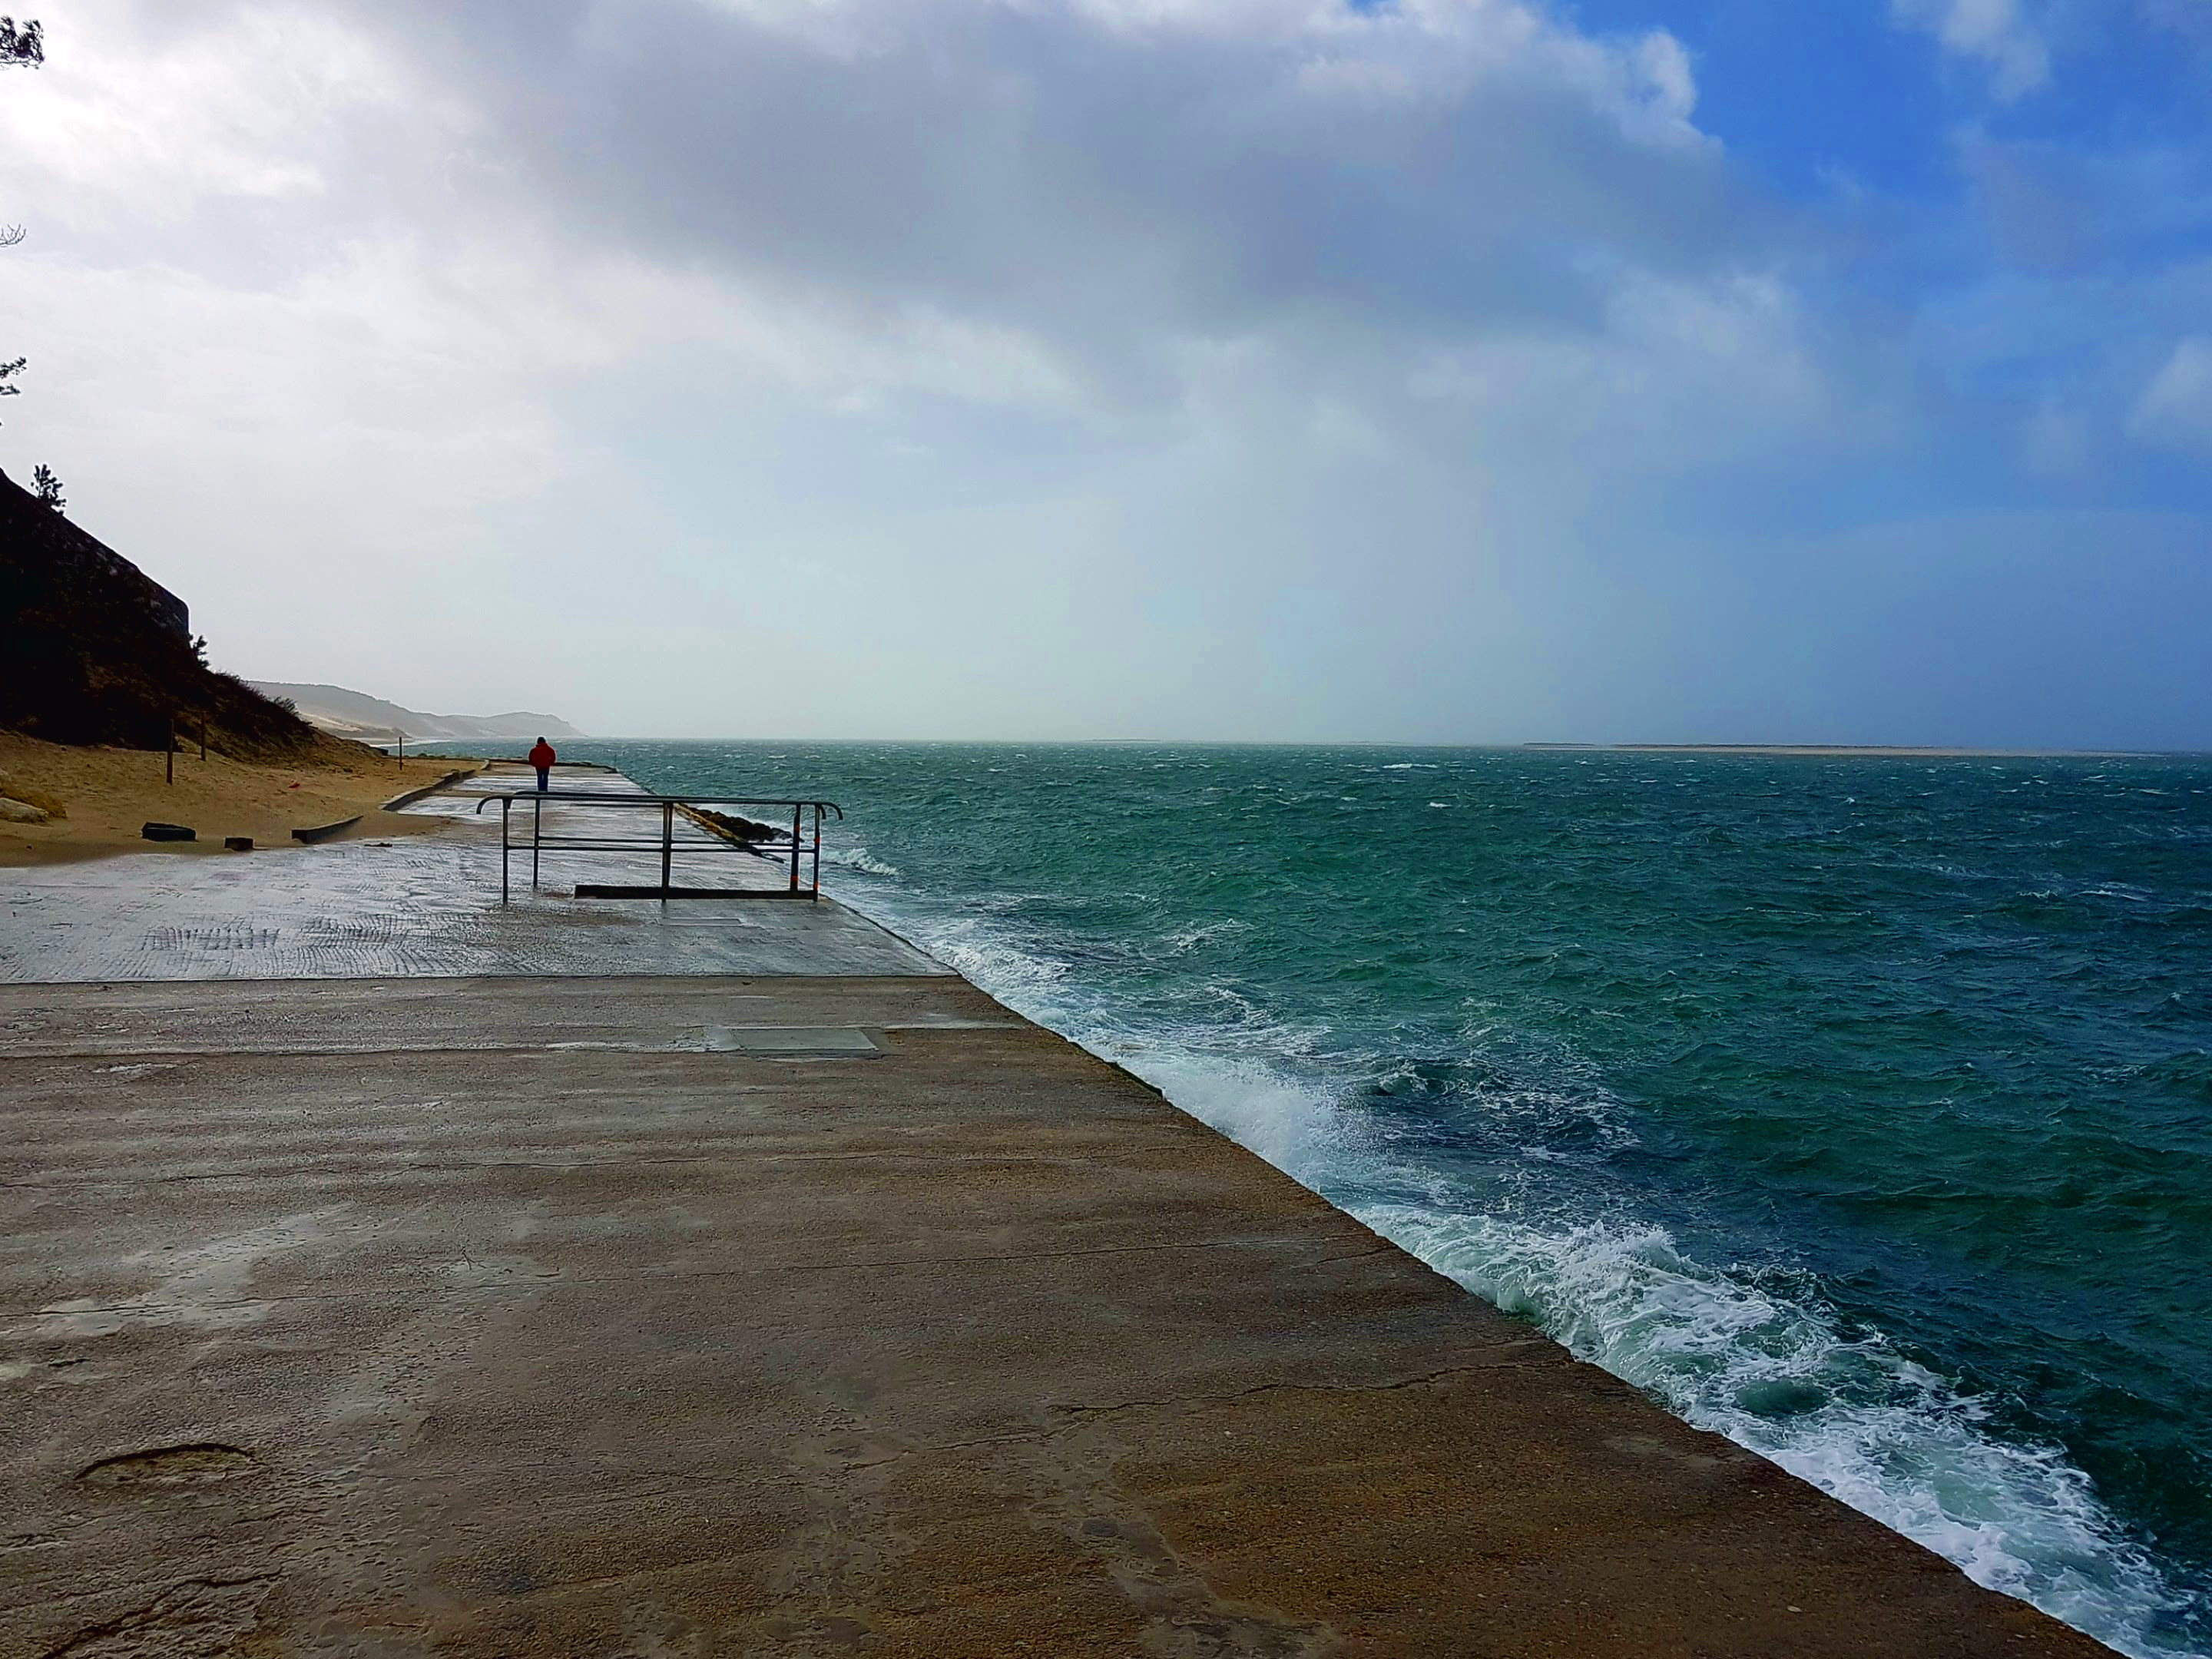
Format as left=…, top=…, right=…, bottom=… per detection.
left=527, top=737, right=556, bottom=792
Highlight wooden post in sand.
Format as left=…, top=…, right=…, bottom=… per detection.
left=166, top=717, right=174, bottom=786
left=199, top=719, right=207, bottom=762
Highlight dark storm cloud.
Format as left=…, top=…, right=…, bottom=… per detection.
left=321, top=0, right=1762, bottom=396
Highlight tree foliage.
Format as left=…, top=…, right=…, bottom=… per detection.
left=31, top=461, right=61, bottom=511
left=0, top=18, right=42, bottom=68
left=1, top=20, right=35, bottom=421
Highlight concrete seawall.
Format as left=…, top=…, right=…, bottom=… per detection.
left=0, top=769, right=2115, bottom=1655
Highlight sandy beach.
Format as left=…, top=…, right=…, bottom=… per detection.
left=0, top=731, right=482, bottom=866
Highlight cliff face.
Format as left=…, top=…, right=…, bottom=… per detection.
left=0, top=468, right=325, bottom=757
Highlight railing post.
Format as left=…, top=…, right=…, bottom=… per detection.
left=790, top=803, right=802, bottom=893
left=812, top=805, right=822, bottom=896
left=531, top=795, right=541, bottom=889
left=500, top=797, right=510, bottom=906
left=661, top=801, right=674, bottom=898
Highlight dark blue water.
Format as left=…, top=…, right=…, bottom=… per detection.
left=520, top=741, right=2212, bottom=1656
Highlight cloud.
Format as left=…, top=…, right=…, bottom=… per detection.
left=0, top=0, right=2204, bottom=743
left=347, top=0, right=1742, bottom=394
left=1892, top=0, right=2051, bottom=98
left=2131, top=336, right=2212, bottom=452
left=2, top=3, right=1786, bottom=459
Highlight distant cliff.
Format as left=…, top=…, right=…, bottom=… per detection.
left=251, top=683, right=583, bottom=743
left=0, top=467, right=326, bottom=757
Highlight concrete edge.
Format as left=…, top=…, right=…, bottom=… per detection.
left=379, top=767, right=480, bottom=812
left=290, top=815, right=363, bottom=845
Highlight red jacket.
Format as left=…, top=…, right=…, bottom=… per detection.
left=527, top=741, right=556, bottom=769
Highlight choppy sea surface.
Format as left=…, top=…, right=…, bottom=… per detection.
left=520, top=741, right=2212, bottom=1657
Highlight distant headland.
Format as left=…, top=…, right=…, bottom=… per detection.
left=250, top=682, right=582, bottom=745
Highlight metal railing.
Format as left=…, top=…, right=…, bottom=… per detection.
left=473, top=790, right=843, bottom=903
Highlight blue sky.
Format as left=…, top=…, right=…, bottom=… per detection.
left=2, top=0, right=2208, bottom=743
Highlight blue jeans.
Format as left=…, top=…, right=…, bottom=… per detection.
left=535, top=767, right=549, bottom=792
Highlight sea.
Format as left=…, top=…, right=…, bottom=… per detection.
left=485, top=740, right=2212, bottom=1658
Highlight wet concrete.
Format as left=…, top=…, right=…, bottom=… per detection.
left=0, top=973, right=2110, bottom=1657
left=0, top=766, right=940, bottom=982
left=0, top=770, right=2115, bottom=1655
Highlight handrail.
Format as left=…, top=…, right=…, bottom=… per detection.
left=471, top=790, right=846, bottom=902
left=473, top=792, right=843, bottom=817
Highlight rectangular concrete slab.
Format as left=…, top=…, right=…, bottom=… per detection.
left=0, top=973, right=2111, bottom=1658
left=704, top=1025, right=884, bottom=1055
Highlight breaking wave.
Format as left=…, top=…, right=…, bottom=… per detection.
left=821, top=843, right=902, bottom=878
left=834, top=891, right=2204, bottom=1659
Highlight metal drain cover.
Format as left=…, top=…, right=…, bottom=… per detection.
left=704, top=1025, right=882, bottom=1057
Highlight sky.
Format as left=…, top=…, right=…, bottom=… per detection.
left=2, top=0, right=2210, bottom=745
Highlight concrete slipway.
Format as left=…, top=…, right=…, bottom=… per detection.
left=0, top=768, right=2110, bottom=1656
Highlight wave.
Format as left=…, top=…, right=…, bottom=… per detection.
left=822, top=843, right=902, bottom=878
left=832, top=881, right=2205, bottom=1659
left=1163, top=919, right=1253, bottom=955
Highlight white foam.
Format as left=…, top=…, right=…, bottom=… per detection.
left=823, top=843, right=902, bottom=878
left=1121, top=1046, right=1369, bottom=1187
left=1366, top=1207, right=2197, bottom=1657
left=1163, top=919, right=1253, bottom=954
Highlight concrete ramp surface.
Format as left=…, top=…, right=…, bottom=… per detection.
left=0, top=767, right=940, bottom=982
left=0, top=972, right=2107, bottom=1657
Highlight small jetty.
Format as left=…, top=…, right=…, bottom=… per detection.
left=0, top=767, right=2110, bottom=1655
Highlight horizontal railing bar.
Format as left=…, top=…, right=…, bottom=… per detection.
left=515, top=831, right=777, bottom=842
left=506, top=845, right=778, bottom=858
left=476, top=792, right=840, bottom=813
left=505, top=833, right=796, bottom=844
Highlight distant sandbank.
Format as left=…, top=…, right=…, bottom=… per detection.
left=1523, top=743, right=2156, bottom=758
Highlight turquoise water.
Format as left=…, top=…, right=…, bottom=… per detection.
left=537, top=741, right=2212, bottom=1657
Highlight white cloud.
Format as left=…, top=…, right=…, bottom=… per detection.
left=2129, top=336, right=2212, bottom=452
left=0, top=7, right=412, bottom=233
left=2, top=0, right=1758, bottom=460
left=0, top=0, right=2196, bottom=743
left=1892, top=0, right=2052, bottom=97
left=0, top=0, right=1827, bottom=737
